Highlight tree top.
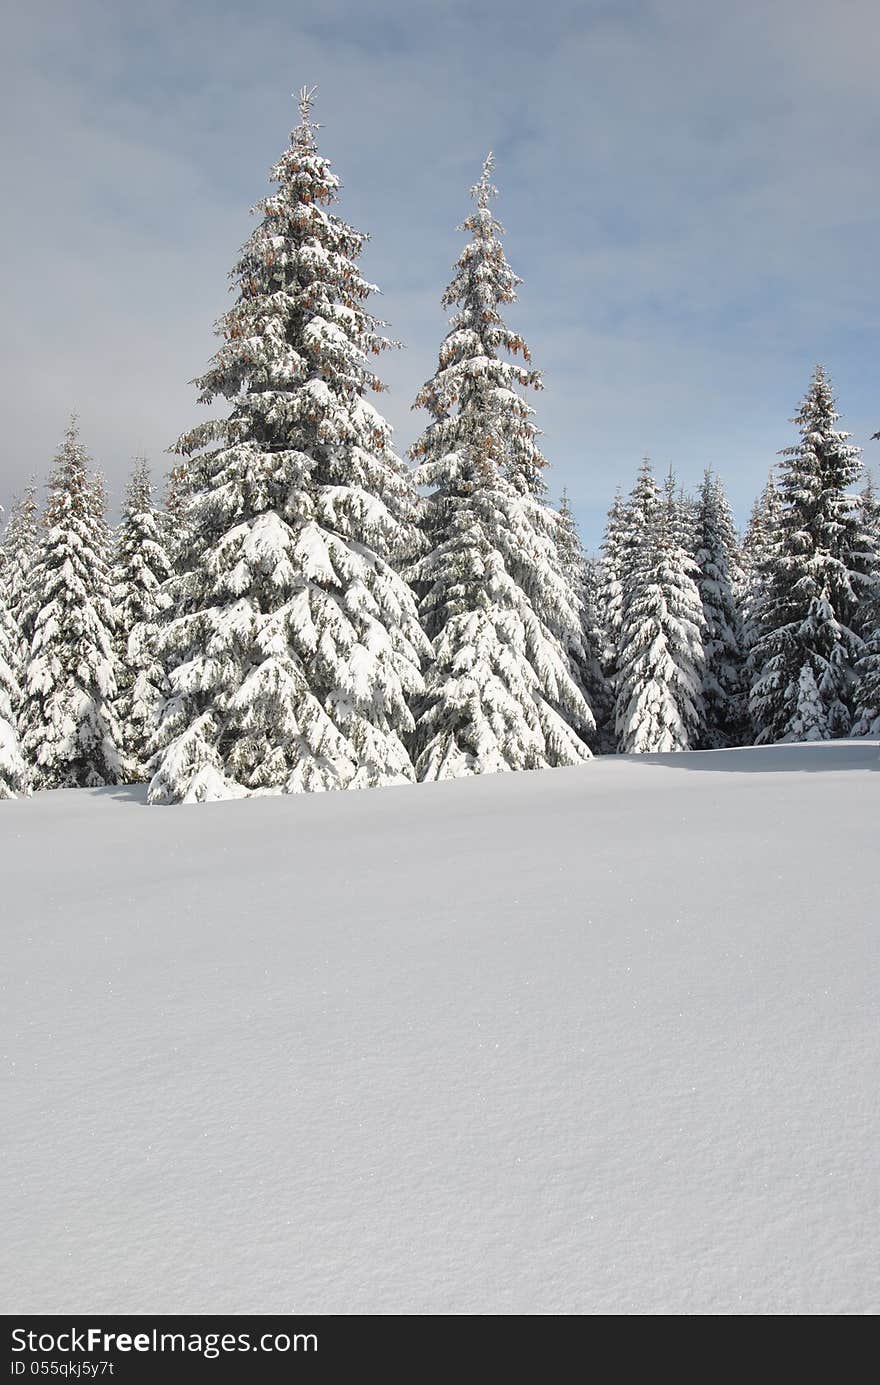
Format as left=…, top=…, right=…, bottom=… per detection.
left=293, top=84, right=320, bottom=148
left=471, top=152, right=498, bottom=210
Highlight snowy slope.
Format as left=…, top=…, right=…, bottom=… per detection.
left=2, top=742, right=878, bottom=1316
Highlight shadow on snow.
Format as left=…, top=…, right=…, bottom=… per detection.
left=613, top=739, right=879, bottom=774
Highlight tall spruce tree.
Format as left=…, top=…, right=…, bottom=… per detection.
left=693, top=469, right=746, bottom=747
left=749, top=366, right=875, bottom=743
left=408, top=156, right=593, bottom=779
left=149, top=91, right=428, bottom=803
left=113, top=459, right=174, bottom=780
left=614, top=460, right=705, bottom=753
left=0, top=554, right=29, bottom=798
left=21, top=420, right=122, bottom=787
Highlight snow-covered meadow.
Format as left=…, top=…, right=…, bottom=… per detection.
left=2, top=741, right=877, bottom=1315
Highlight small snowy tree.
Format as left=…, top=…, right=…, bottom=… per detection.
left=1, top=482, right=41, bottom=678
left=557, top=490, right=612, bottom=746
left=693, top=470, right=746, bottom=747
left=614, top=462, right=705, bottom=753
left=741, top=471, right=782, bottom=654
left=662, top=465, right=696, bottom=555
left=677, top=484, right=699, bottom=557
left=593, top=487, right=630, bottom=733
left=851, top=626, right=880, bottom=737
left=409, top=156, right=593, bottom=778
left=749, top=366, right=875, bottom=743
left=113, top=459, right=174, bottom=780
left=510, top=490, right=598, bottom=750
left=858, top=470, right=880, bottom=548
left=851, top=470, right=880, bottom=736
left=620, top=456, right=663, bottom=587
left=0, top=556, right=29, bottom=798
left=149, top=91, right=427, bottom=803
left=20, top=420, right=122, bottom=787
left=162, top=460, right=195, bottom=577
left=784, top=664, right=829, bottom=742
left=582, top=553, right=617, bottom=751
left=740, top=469, right=783, bottom=738
left=596, top=490, right=627, bottom=655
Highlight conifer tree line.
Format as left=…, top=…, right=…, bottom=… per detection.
left=2, top=92, right=879, bottom=802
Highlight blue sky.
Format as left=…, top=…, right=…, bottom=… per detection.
left=2, top=0, right=879, bottom=548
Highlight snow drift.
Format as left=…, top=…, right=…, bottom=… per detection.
left=2, top=741, right=877, bottom=1315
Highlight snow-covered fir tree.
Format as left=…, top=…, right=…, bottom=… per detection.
left=741, top=470, right=782, bottom=651
left=149, top=90, right=428, bottom=803
left=0, top=554, right=29, bottom=798
left=614, top=460, right=705, bottom=753
left=855, top=468, right=880, bottom=626
left=662, top=465, right=696, bottom=555
left=693, top=469, right=746, bottom=747
left=594, top=487, right=629, bottom=722
left=850, top=626, right=880, bottom=737
left=612, top=459, right=665, bottom=659
left=507, top=488, right=598, bottom=752
left=113, top=459, right=174, bottom=780
left=555, top=492, right=588, bottom=620
left=785, top=663, right=830, bottom=742
left=859, top=470, right=880, bottom=549
left=597, top=489, right=627, bottom=655
left=163, top=460, right=194, bottom=576
left=557, top=490, right=612, bottom=747
left=621, top=455, right=663, bottom=584
left=408, top=156, right=593, bottom=778
left=1, top=482, right=41, bottom=679
left=749, top=366, right=875, bottom=743
left=677, top=482, right=699, bottom=557
left=851, top=469, right=880, bottom=736
left=20, top=419, right=122, bottom=787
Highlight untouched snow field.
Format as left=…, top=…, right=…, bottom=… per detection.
left=2, top=741, right=878, bottom=1316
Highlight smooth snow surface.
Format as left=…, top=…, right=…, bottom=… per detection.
left=2, top=742, right=878, bottom=1315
